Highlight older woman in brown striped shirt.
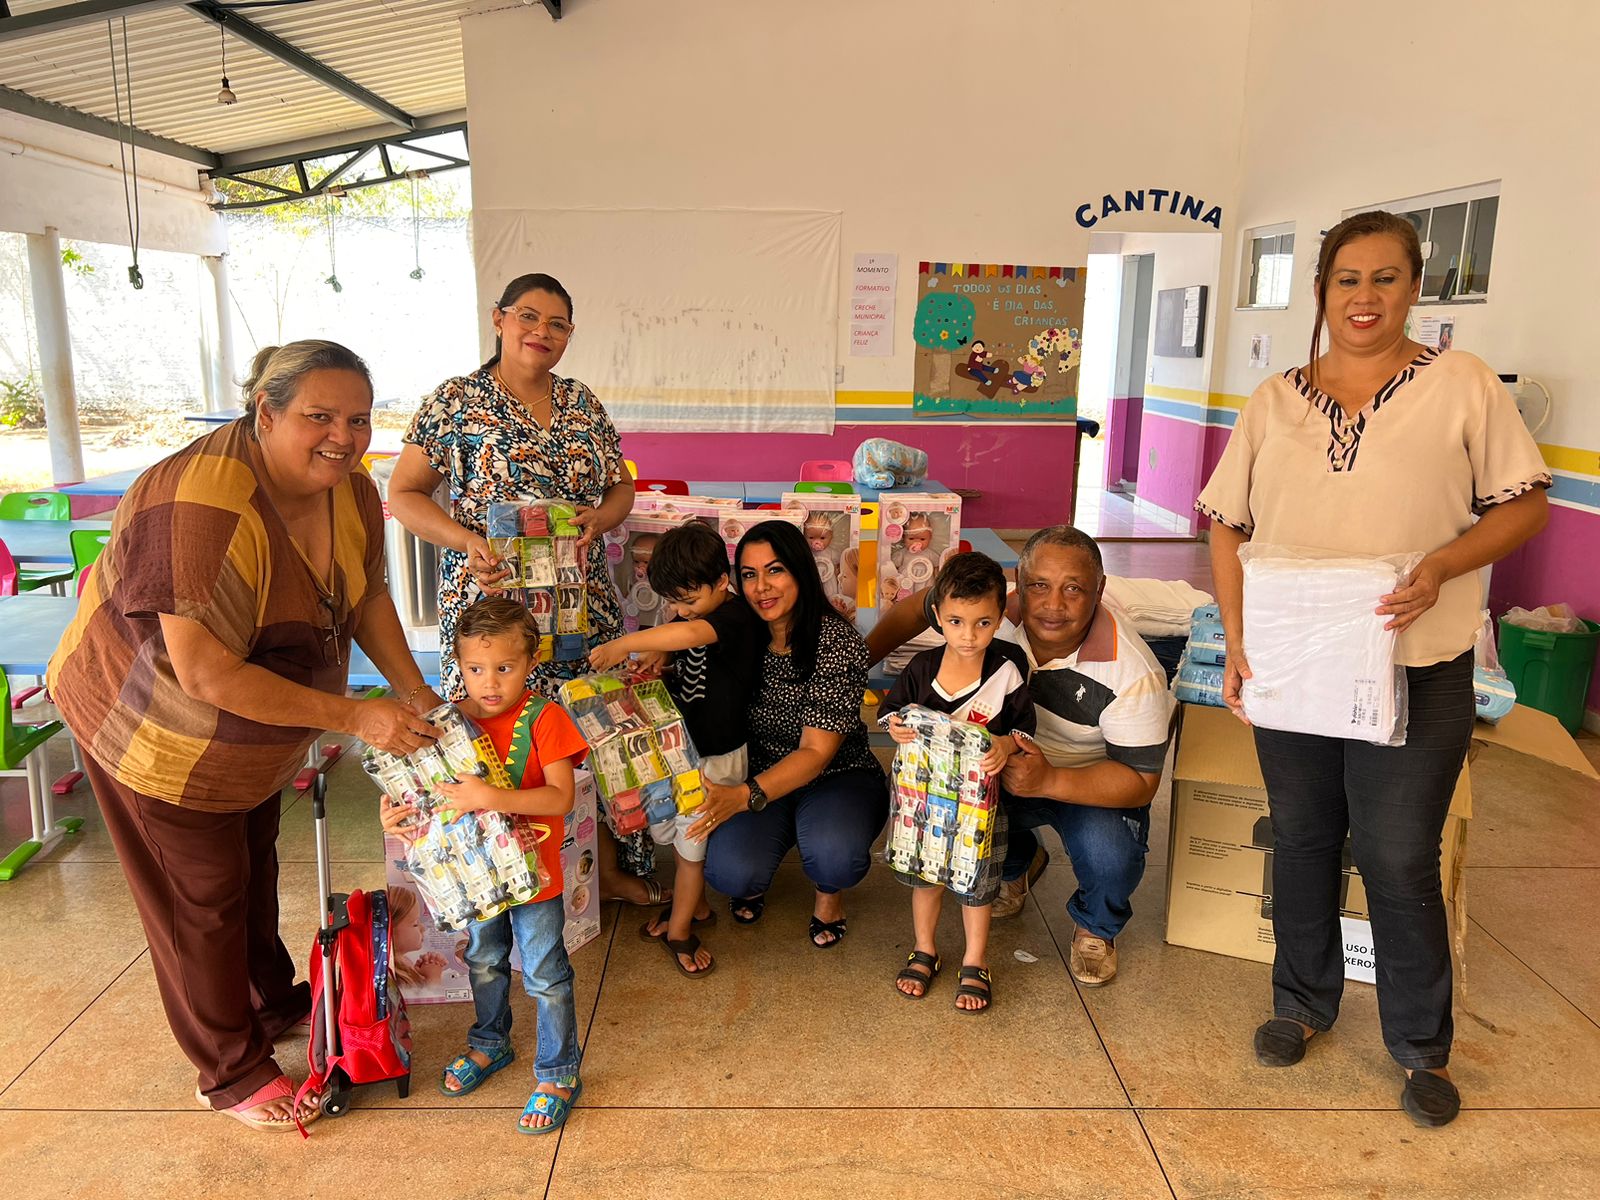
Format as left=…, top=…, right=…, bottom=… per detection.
left=48, top=340, right=442, bottom=1131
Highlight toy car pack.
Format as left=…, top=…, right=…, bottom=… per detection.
left=557, top=670, right=707, bottom=836
left=486, top=497, right=589, bottom=662
left=363, top=704, right=547, bottom=931
left=883, top=705, right=998, bottom=898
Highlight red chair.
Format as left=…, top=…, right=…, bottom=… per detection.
left=800, top=460, right=852, bottom=482
left=633, top=478, right=689, bottom=495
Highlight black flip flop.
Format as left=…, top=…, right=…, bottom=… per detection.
left=730, top=894, right=767, bottom=925
left=954, top=965, right=993, bottom=1015
left=808, top=915, right=847, bottom=949
left=637, top=906, right=717, bottom=942
left=663, top=933, right=716, bottom=979
left=894, top=950, right=941, bottom=1000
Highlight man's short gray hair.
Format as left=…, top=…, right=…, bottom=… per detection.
left=1017, top=525, right=1104, bottom=581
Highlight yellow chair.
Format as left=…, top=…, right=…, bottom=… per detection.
left=624, top=458, right=639, bottom=481
left=860, top=502, right=879, bottom=532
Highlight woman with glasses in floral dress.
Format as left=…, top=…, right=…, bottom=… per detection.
left=388, top=273, right=663, bottom=902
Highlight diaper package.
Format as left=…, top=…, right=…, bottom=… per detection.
left=1237, top=544, right=1422, bottom=745
left=1173, top=656, right=1226, bottom=708
left=1472, top=608, right=1517, bottom=723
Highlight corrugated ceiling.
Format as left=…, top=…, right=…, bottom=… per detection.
left=0, top=0, right=493, bottom=159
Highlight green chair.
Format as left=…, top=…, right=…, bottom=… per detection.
left=70, top=528, right=111, bottom=575
left=0, top=492, right=71, bottom=521
left=792, top=480, right=857, bottom=495
left=0, top=537, right=74, bottom=596
left=0, top=668, right=82, bottom=881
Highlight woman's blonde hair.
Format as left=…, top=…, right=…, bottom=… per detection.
left=241, top=339, right=373, bottom=431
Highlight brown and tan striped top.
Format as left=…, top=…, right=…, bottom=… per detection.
left=47, top=419, right=387, bottom=810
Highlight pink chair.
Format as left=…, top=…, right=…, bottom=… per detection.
left=633, top=478, right=689, bottom=495
left=800, top=460, right=853, bottom=482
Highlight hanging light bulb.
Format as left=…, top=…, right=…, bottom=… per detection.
left=216, top=22, right=237, bottom=105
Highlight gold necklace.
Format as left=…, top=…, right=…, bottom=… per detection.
left=495, top=365, right=552, bottom=417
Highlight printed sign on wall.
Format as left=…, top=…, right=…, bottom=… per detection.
left=911, top=262, right=1086, bottom=418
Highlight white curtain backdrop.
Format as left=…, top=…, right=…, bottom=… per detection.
left=474, top=208, right=840, bottom=433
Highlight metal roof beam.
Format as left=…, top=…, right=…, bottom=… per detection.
left=0, top=84, right=219, bottom=167
left=186, top=2, right=416, bottom=131
left=215, top=111, right=465, bottom=174
left=0, top=0, right=186, bottom=45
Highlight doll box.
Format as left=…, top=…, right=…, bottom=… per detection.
left=876, top=493, right=963, bottom=611
left=781, top=492, right=863, bottom=619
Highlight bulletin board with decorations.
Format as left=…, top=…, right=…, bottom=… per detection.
left=912, top=261, right=1086, bottom=418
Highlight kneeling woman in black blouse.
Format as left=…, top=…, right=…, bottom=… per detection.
left=690, top=520, right=888, bottom=946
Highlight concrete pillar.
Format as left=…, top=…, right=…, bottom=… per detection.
left=204, top=253, right=237, bottom=411
left=24, top=227, right=86, bottom=485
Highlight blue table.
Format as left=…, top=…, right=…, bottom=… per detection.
left=740, top=479, right=949, bottom=505
left=57, top=467, right=144, bottom=498
left=0, top=518, right=114, bottom=566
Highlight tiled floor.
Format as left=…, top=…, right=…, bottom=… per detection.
left=2, top=539, right=1596, bottom=1198
left=1074, top=434, right=1199, bottom=541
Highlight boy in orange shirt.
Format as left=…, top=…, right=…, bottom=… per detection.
left=381, top=598, right=588, bottom=1134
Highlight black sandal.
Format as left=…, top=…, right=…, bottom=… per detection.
left=894, top=950, right=941, bottom=1000
left=663, top=933, right=715, bottom=979
left=730, top=894, right=766, bottom=925
left=808, top=915, right=847, bottom=949
left=954, top=965, right=993, bottom=1015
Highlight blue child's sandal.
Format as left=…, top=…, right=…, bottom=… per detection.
left=438, top=1044, right=515, bottom=1097
left=519, top=1076, right=583, bottom=1135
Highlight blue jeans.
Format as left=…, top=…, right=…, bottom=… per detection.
left=1252, top=650, right=1474, bottom=1070
left=704, top=768, right=889, bottom=898
left=1000, top=794, right=1151, bottom=940
left=464, top=897, right=579, bottom=1083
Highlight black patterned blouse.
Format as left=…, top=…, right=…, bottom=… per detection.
left=748, top=615, right=882, bottom=780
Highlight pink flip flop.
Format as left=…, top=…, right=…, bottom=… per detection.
left=195, top=1075, right=318, bottom=1132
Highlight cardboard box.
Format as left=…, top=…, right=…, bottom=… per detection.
left=602, top=512, right=697, bottom=632
left=1165, top=701, right=1597, bottom=980
left=877, top=493, right=962, bottom=611
left=561, top=768, right=602, bottom=954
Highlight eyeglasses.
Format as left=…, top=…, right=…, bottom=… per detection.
left=499, top=307, right=574, bottom=339
left=318, top=593, right=346, bottom=668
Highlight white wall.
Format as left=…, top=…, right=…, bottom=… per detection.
left=461, top=0, right=1251, bottom=398
left=1213, top=0, right=1600, bottom=456
left=0, top=110, right=224, bottom=256
left=1116, top=231, right=1223, bottom=398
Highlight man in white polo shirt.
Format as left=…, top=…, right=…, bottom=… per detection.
left=869, top=525, right=1174, bottom=986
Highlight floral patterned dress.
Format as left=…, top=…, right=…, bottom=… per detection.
left=406, top=367, right=654, bottom=875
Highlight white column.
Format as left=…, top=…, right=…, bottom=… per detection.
left=204, top=254, right=237, bottom=412
left=24, top=227, right=85, bottom=485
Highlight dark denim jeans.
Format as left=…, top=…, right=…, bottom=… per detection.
left=703, top=768, right=889, bottom=899
left=1252, top=650, right=1474, bottom=1070
left=464, top=896, right=580, bottom=1083
left=1000, top=796, right=1152, bottom=940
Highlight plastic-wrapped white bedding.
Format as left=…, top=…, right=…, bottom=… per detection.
left=1238, top=544, right=1421, bottom=745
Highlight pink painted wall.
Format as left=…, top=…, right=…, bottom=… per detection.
left=1192, top=423, right=1232, bottom=531
left=1489, top=504, right=1600, bottom=717
left=1103, top=396, right=1144, bottom=489
left=1130, top=411, right=1205, bottom=532
left=620, top=423, right=1079, bottom=529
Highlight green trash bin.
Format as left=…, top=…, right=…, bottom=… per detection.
left=1498, top=616, right=1600, bottom=734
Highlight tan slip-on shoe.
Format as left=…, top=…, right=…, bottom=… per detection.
left=991, top=846, right=1049, bottom=920
left=1069, top=931, right=1117, bottom=987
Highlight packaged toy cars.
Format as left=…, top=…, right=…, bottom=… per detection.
left=883, top=705, right=997, bottom=899
left=486, top=498, right=589, bottom=661
left=364, top=705, right=547, bottom=931
left=557, top=671, right=707, bottom=836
